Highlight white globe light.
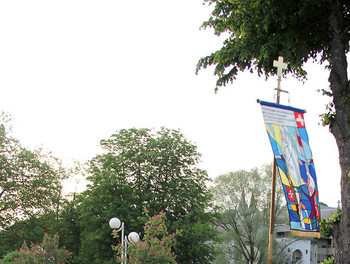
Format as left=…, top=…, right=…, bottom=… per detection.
left=128, top=232, right=140, bottom=243
left=109, top=217, right=121, bottom=229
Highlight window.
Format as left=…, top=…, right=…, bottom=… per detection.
left=292, top=250, right=303, bottom=264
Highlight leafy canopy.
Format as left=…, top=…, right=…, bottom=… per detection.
left=196, top=0, right=350, bottom=89
left=77, top=127, right=217, bottom=264
left=197, top=1, right=350, bottom=263
left=0, top=112, right=65, bottom=229
left=210, top=165, right=287, bottom=264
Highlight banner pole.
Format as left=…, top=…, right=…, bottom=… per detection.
left=268, top=159, right=277, bottom=264
left=268, top=56, right=288, bottom=264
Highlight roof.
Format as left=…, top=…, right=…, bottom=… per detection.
left=320, top=205, right=338, bottom=220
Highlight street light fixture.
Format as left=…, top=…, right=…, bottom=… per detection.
left=109, top=217, right=139, bottom=264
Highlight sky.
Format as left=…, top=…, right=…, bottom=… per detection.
left=0, top=0, right=343, bottom=207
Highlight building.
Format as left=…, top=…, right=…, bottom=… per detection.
left=276, top=205, right=337, bottom=264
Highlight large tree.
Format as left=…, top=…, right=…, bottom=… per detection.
left=78, top=128, right=217, bottom=264
left=0, top=112, right=64, bottom=229
left=211, top=165, right=287, bottom=264
left=197, top=1, right=350, bottom=262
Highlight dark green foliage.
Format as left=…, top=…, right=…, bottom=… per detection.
left=0, top=195, right=83, bottom=262
left=320, top=208, right=342, bottom=238
left=0, top=251, right=20, bottom=264
left=0, top=112, right=64, bottom=229
left=197, top=0, right=349, bottom=89
left=0, top=214, right=57, bottom=259
left=77, top=128, right=218, bottom=264
left=0, top=210, right=82, bottom=261
left=173, top=213, right=217, bottom=263
left=76, top=171, right=136, bottom=264
left=0, top=112, right=73, bottom=260
left=57, top=197, right=82, bottom=260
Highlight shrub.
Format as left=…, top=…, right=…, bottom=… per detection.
left=14, top=233, right=72, bottom=263
left=0, top=250, right=21, bottom=264
left=321, top=256, right=335, bottom=264
left=112, top=210, right=181, bottom=264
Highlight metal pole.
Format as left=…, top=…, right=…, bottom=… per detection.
left=124, top=236, right=128, bottom=264
left=109, top=218, right=139, bottom=264
left=121, top=223, right=125, bottom=264
left=268, top=159, right=277, bottom=264
left=268, top=57, right=286, bottom=263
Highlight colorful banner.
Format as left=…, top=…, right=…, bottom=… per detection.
left=260, top=101, right=320, bottom=238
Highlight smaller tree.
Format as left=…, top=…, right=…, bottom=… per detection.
left=211, top=165, right=287, bottom=264
left=14, top=233, right=72, bottom=264
left=0, top=113, right=66, bottom=229
left=112, top=210, right=181, bottom=264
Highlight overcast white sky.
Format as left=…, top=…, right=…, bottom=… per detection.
left=0, top=0, right=342, bottom=207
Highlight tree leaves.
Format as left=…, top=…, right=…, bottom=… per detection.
left=210, top=165, right=287, bottom=264
left=78, top=127, right=217, bottom=263
left=0, top=113, right=64, bottom=229
left=197, top=0, right=346, bottom=89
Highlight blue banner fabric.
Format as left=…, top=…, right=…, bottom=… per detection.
left=260, top=101, right=321, bottom=238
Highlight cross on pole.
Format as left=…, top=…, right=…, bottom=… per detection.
left=267, top=56, right=289, bottom=264
left=273, top=56, right=288, bottom=104
left=273, top=56, right=288, bottom=78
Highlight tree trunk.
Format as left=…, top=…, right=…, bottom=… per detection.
left=327, top=0, right=350, bottom=263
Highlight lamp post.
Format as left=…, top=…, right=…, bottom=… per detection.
left=109, top=217, right=139, bottom=264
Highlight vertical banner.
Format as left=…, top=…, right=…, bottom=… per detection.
left=260, top=100, right=321, bottom=237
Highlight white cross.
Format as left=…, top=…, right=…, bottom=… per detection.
left=273, top=56, right=288, bottom=78
left=288, top=189, right=294, bottom=199
left=296, top=114, right=304, bottom=126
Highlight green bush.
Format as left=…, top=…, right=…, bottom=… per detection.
left=0, top=251, right=21, bottom=264
left=321, top=256, right=334, bottom=264
left=112, top=210, right=181, bottom=264
left=14, top=233, right=72, bottom=263
left=320, top=209, right=342, bottom=238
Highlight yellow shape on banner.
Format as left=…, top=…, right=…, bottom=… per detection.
left=290, top=204, right=297, bottom=211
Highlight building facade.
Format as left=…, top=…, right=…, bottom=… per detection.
left=276, top=205, right=336, bottom=264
